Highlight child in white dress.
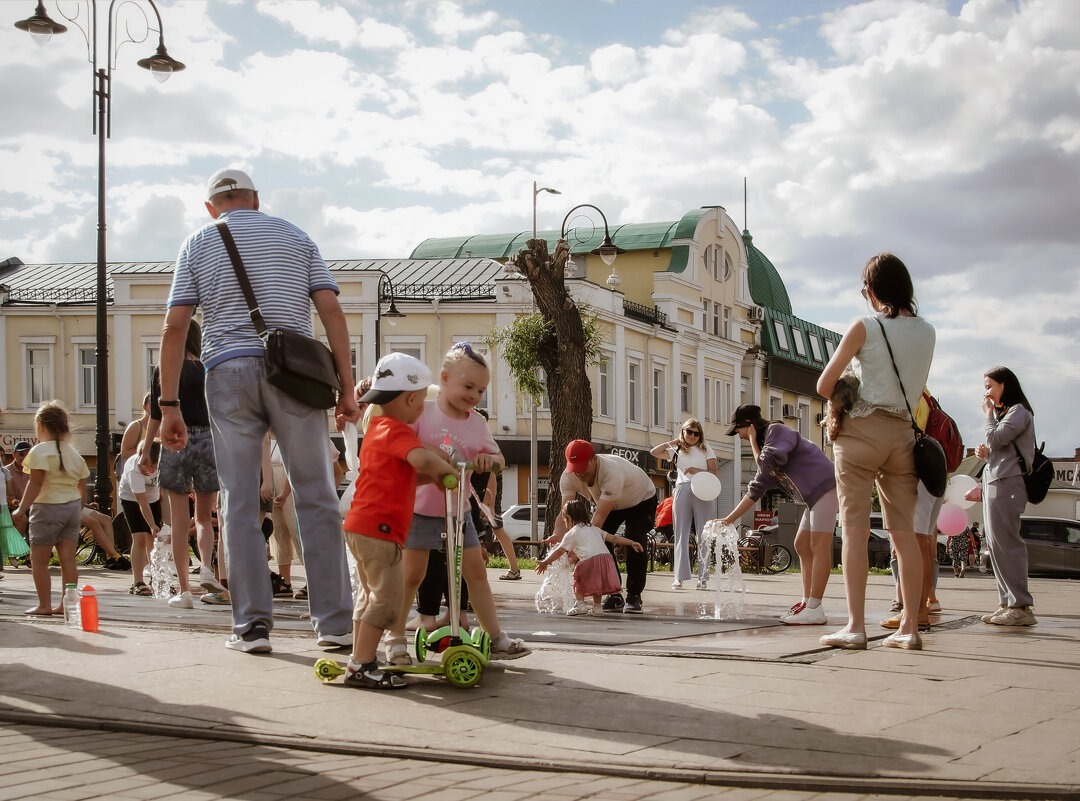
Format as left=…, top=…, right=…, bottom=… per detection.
left=537, top=498, right=643, bottom=616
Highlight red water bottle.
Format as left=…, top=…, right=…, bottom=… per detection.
left=80, top=584, right=99, bottom=632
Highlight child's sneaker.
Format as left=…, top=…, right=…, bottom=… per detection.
left=200, top=590, right=231, bottom=605
left=344, top=661, right=406, bottom=690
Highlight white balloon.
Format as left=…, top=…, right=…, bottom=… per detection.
left=946, top=474, right=978, bottom=509
left=691, top=471, right=722, bottom=502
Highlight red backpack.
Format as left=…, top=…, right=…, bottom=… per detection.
left=922, top=390, right=964, bottom=472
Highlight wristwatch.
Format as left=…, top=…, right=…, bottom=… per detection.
left=158, top=399, right=180, bottom=407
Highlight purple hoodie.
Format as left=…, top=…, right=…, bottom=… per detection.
left=746, top=423, right=835, bottom=509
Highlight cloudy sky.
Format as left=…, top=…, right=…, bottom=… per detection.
left=2, top=0, right=1078, bottom=456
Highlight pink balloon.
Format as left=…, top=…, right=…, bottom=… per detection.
left=937, top=503, right=968, bottom=536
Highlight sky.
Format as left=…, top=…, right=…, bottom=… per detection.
left=2, top=0, right=1079, bottom=457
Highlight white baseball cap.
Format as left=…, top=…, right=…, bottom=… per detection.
left=206, top=168, right=256, bottom=199
left=361, top=352, right=432, bottom=404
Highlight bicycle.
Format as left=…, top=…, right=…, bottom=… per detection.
left=737, top=528, right=792, bottom=573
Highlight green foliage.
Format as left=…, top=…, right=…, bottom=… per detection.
left=484, top=310, right=607, bottom=404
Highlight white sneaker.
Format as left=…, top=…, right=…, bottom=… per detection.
left=168, top=590, right=194, bottom=609
left=784, top=603, right=827, bottom=625
left=672, top=579, right=683, bottom=589
left=199, top=568, right=226, bottom=594
left=566, top=602, right=590, bottom=616
left=779, top=601, right=803, bottom=623
left=316, top=633, right=352, bottom=648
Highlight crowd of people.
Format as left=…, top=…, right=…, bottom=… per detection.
left=2, top=169, right=1042, bottom=687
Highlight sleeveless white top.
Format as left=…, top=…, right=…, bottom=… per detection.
left=850, top=313, right=935, bottom=419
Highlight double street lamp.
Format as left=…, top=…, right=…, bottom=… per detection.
left=374, top=272, right=405, bottom=362
left=15, top=0, right=184, bottom=514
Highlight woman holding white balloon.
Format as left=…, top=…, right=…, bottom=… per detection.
left=718, top=405, right=838, bottom=625
left=650, top=418, right=718, bottom=589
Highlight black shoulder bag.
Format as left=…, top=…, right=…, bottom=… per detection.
left=1012, top=435, right=1053, bottom=504
left=875, top=319, right=947, bottom=497
left=215, top=220, right=343, bottom=409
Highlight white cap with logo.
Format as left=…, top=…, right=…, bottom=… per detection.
left=360, top=352, right=432, bottom=405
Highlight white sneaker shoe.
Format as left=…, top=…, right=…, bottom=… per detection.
left=199, top=568, right=226, bottom=594
left=168, top=590, right=194, bottom=609
left=566, top=602, right=590, bottom=616
left=672, top=579, right=682, bottom=589
left=784, top=603, right=827, bottom=625
left=316, top=633, right=353, bottom=648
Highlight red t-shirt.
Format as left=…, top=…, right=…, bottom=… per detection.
left=655, top=496, right=673, bottom=528
left=344, top=415, right=423, bottom=545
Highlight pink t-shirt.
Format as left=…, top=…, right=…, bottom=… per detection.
left=412, top=399, right=499, bottom=518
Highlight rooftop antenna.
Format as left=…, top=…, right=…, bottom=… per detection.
left=743, top=177, right=748, bottom=231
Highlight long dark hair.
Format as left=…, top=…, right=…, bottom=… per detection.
left=985, top=366, right=1034, bottom=418
left=185, top=318, right=202, bottom=359
left=862, top=252, right=917, bottom=318
left=749, top=414, right=783, bottom=449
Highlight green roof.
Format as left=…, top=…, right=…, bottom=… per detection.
left=758, top=308, right=841, bottom=369
left=743, top=230, right=792, bottom=315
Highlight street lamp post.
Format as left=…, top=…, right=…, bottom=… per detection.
left=374, top=272, right=404, bottom=362
left=530, top=182, right=559, bottom=542
left=560, top=203, right=626, bottom=289
left=15, top=0, right=184, bottom=515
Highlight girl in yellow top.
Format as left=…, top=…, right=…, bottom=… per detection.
left=11, top=401, right=90, bottom=616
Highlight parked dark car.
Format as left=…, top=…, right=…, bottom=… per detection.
left=832, top=525, right=893, bottom=570
left=979, top=516, right=1080, bottom=578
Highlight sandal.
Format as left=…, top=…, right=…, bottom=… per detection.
left=294, top=586, right=308, bottom=600
left=491, top=636, right=531, bottom=660
left=344, top=662, right=406, bottom=690
left=499, top=569, right=522, bottom=581
left=385, top=636, right=413, bottom=666
left=130, top=582, right=153, bottom=597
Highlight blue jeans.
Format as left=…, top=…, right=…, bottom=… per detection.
left=206, top=357, right=352, bottom=638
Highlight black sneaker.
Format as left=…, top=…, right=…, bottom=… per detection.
left=103, top=556, right=130, bottom=571
left=602, top=594, right=624, bottom=611
left=343, top=661, right=407, bottom=690
left=226, top=623, right=272, bottom=653
left=624, top=596, right=643, bottom=614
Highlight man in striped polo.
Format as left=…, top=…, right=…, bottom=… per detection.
left=157, top=168, right=360, bottom=654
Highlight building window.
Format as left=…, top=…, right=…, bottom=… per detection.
left=383, top=336, right=424, bottom=364
left=703, top=379, right=710, bottom=421
left=791, top=326, right=807, bottom=358
left=772, top=320, right=789, bottom=351
left=349, top=338, right=363, bottom=382
left=722, top=305, right=732, bottom=339
left=798, top=403, right=811, bottom=438
left=680, top=372, right=691, bottom=414
left=702, top=243, right=732, bottom=281
left=627, top=361, right=641, bottom=423
left=536, top=368, right=551, bottom=411
left=77, top=345, right=97, bottom=408
left=144, top=345, right=160, bottom=392
left=824, top=338, right=836, bottom=359
left=723, top=381, right=734, bottom=424
left=769, top=394, right=781, bottom=421
left=723, top=250, right=734, bottom=281
left=808, top=333, right=823, bottom=363
left=702, top=300, right=710, bottom=333
left=712, top=303, right=721, bottom=336
left=652, top=367, right=665, bottom=428
left=597, top=357, right=613, bottom=418
left=26, top=345, right=53, bottom=405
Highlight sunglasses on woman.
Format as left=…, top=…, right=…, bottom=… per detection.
left=683, top=428, right=701, bottom=437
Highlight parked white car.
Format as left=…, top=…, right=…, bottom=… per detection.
left=500, top=504, right=546, bottom=558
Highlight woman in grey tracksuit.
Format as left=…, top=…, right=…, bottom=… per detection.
left=975, top=366, right=1037, bottom=627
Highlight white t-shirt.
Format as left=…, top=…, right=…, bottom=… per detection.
left=560, top=523, right=610, bottom=562
left=664, top=442, right=717, bottom=485
left=560, top=454, right=655, bottom=510
left=118, top=454, right=160, bottom=503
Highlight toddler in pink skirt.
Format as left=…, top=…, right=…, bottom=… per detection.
left=536, top=498, right=643, bottom=616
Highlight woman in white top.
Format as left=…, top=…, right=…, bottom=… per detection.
left=119, top=439, right=162, bottom=596
left=650, top=418, right=718, bottom=588
left=817, top=252, right=935, bottom=651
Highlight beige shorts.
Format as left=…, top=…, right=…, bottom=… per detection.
left=833, top=410, right=918, bottom=533
left=343, top=531, right=403, bottom=631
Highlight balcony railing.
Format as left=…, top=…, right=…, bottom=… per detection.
left=623, top=299, right=668, bottom=327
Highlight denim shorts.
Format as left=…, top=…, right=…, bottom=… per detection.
left=159, top=426, right=220, bottom=494
left=28, top=500, right=82, bottom=547
left=405, top=513, right=481, bottom=551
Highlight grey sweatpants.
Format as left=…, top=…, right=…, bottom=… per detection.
left=983, top=475, right=1032, bottom=609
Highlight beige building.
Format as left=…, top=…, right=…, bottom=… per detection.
left=1, top=205, right=840, bottom=516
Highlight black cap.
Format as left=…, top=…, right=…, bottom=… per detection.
left=13, top=441, right=30, bottom=453
left=725, top=404, right=761, bottom=436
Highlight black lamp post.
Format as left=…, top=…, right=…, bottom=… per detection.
left=374, top=272, right=405, bottom=362
left=15, top=0, right=184, bottom=514
left=560, top=203, right=626, bottom=289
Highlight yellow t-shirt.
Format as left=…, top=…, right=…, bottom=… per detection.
left=23, top=441, right=89, bottom=504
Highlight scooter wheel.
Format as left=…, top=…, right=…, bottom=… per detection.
left=414, top=627, right=428, bottom=663
left=444, top=648, right=483, bottom=689
left=313, top=658, right=345, bottom=683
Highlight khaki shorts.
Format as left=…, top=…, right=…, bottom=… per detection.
left=28, top=500, right=83, bottom=547
left=343, top=531, right=403, bottom=631
left=833, top=410, right=918, bottom=533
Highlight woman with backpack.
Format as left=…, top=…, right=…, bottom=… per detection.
left=975, top=366, right=1037, bottom=627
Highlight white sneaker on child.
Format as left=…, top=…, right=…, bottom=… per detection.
left=784, top=603, right=827, bottom=625
left=168, top=591, right=194, bottom=609
left=566, top=602, right=590, bottom=616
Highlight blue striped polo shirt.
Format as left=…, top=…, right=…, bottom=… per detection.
left=169, top=209, right=339, bottom=370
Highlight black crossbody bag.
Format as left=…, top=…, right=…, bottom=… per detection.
left=875, top=319, right=947, bottom=497
left=215, top=220, right=342, bottom=409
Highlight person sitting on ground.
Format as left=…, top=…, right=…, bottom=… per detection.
left=342, top=353, right=455, bottom=689
left=80, top=506, right=131, bottom=571
left=537, top=498, right=643, bottom=617
left=121, top=439, right=163, bottom=597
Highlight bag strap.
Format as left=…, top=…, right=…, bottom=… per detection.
left=214, top=220, right=268, bottom=341
left=873, top=318, right=920, bottom=434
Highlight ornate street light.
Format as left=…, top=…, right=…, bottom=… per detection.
left=375, top=272, right=405, bottom=361
left=560, top=203, right=626, bottom=288
left=15, top=0, right=185, bottom=514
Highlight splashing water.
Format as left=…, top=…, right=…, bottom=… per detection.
left=535, top=549, right=575, bottom=615
left=149, top=524, right=174, bottom=600
left=700, top=520, right=746, bottom=620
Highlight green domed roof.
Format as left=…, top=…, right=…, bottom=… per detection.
left=742, top=229, right=792, bottom=315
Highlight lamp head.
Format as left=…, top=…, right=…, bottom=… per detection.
left=137, top=42, right=186, bottom=83
left=592, top=234, right=625, bottom=267
left=14, top=1, right=67, bottom=46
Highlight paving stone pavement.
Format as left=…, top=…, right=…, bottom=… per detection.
left=1, top=561, right=1077, bottom=800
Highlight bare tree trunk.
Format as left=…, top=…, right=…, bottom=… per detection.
left=514, top=238, right=594, bottom=535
